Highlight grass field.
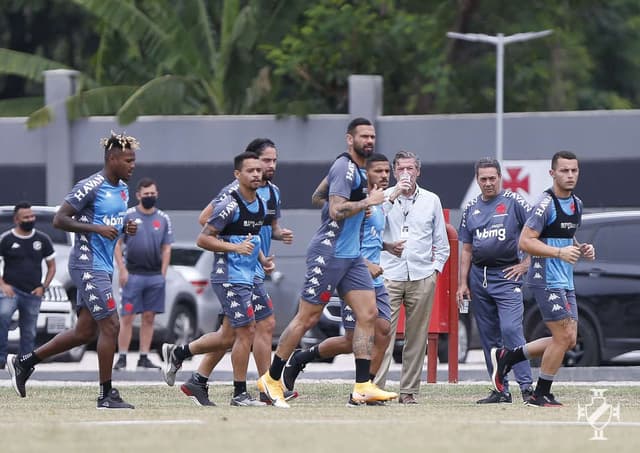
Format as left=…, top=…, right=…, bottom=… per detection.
left=1, top=382, right=639, bottom=453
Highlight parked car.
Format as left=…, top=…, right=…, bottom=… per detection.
left=302, top=295, right=473, bottom=364
left=522, top=210, right=640, bottom=366
left=0, top=206, right=219, bottom=350
left=170, top=242, right=299, bottom=345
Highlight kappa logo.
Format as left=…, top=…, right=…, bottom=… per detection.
left=533, top=272, right=543, bottom=279
left=229, top=300, right=240, bottom=308
left=254, top=303, right=265, bottom=312
left=251, top=293, right=259, bottom=301
left=217, top=257, right=225, bottom=264
left=306, top=287, right=316, bottom=296
left=85, top=283, right=95, bottom=291
left=513, top=287, right=521, bottom=293
left=79, top=215, right=89, bottom=223
left=321, top=239, right=332, bottom=246
left=472, top=209, right=481, bottom=215
left=215, top=268, right=225, bottom=274
left=88, top=294, right=98, bottom=302
left=226, top=290, right=236, bottom=298
left=314, top=256, right=326, bottom=265
left=79, top=234, right=88, bottom=242
left=551, top=303, right=563, bottom=312
left=343, top=305, right=352, bottom=312
left=80, top=244, right=90, bottom=252
left=329, top=221, right=339, bottom=229
left=533, top=262, right=543, bottom=269
left=311, top=266, right=323, bottom=275
left=309, top=277, right=320, bottom=286
left=222, top=283, right=232, bottom=288
left=234, top=312, right=244, bottom=319
left=11, top=242, right=20, bottom=249
left=548, top=293, right=560, bottom=301
left=345, top=314, right=354, bottom=322
left=82, top=272, right=93, bottom=281
left=326, top=231, right=336, bottom=238
left=79, top=254, right=89, bottom=261
left=92, top=304, right=103, bottom=312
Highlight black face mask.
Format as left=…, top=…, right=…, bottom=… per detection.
left=20, top=221, right=35, bottom=232
left=141, top=196, right=157, bottom=209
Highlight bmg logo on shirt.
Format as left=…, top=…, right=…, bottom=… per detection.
left=475, top=227, right=506, bottom=241
left=101, top=214, right=124, bottom=227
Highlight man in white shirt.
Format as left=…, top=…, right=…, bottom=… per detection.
left=374, top=150, right=450, bottom=404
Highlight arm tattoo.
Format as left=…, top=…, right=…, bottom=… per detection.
left=332, top=198, right=368, bottom=221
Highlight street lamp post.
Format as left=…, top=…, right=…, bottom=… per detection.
left=446, top=30, right=552, bottom=163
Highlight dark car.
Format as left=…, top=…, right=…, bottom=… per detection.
left=522, top=210, right=640, bottom=366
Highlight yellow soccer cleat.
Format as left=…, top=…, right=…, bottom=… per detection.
left=351, top=381, right=398, bottom=404
left=257, top=372, right=290, bottom=409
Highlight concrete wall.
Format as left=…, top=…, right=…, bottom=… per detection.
left=1, top=72, right=639, bottom=211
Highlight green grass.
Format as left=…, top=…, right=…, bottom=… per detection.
left=1, top=383, right=639, bottom=453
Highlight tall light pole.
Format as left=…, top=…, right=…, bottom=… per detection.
left=446, top=30, right=552, bottom=163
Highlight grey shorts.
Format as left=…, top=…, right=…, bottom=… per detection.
left=212, top=283, right=255, bottom=328
left=300, top=254, right=373, bottom=305
left=341, top=284, right=391, bottom=330
left=120, top=273, right=165, bottom=315
left=69, top=268, right=116, bottom=321
left=251, top=280, right=274, bottom=322
left=533, top=287, right=577, bottom=322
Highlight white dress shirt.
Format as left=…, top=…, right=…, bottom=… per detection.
left=381, top=184, right=450, bottom=281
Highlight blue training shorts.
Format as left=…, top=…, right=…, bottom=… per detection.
left=120, top=273, right=165, bottom=315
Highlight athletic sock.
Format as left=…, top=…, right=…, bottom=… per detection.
left=193, top=372, right=208, bottom=385
left=174, top=344, right=192, bottom=361
left=296, top=345, right=320, bottom=364
left=355, top=358, right=371, bottom=383
left=99, top=380, right=112, bottom=399
left=233, top=381, right=247, bottom=397
left=506, top=346, right=526, bottom=366
left=534, top=375, right=554, bottom=396
left=19, top=351, right=41, bottom=369
left=369, top=373, right=377, bottom=382
left=269, top=354, right=287, bottom=380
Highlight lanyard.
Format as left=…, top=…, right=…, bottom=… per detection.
left=399, top=192, right=418, bottom=221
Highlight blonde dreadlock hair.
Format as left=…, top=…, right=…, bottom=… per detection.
left=100, top=130, right=140, bottom=153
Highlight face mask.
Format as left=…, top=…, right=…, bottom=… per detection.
left=20, top=221, right=35, bottom=232
left=141, top=196, right=157, bottom=209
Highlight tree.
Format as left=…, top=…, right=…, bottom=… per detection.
left=0, top=0, right=301, bottom=126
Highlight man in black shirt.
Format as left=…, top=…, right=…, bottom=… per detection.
left=0, top=202, right=56, bottom=369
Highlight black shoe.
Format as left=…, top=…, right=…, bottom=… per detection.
left=525, top=392, right=563, bottom=407
left=181, top=381, right=216, bottom=406
left=476, top=389, right=512, bottom=404
left=521, top=386, right=534, bottom=402
left=97, top=388, right=135, bottom=409
left=113, top=356, right=127, bottom=370
left=7, top=354, right=34, bottom=398
left=137, top=356, right=161, bottom=369
left=282, top=349, right=306, bottom=391
left=490, top=347, right=511, bottom=393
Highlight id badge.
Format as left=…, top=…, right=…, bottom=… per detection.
left=400, top=225, right=409, bottom=239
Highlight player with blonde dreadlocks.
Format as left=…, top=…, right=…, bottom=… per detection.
left=8, top=131, right=140, bottom=409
